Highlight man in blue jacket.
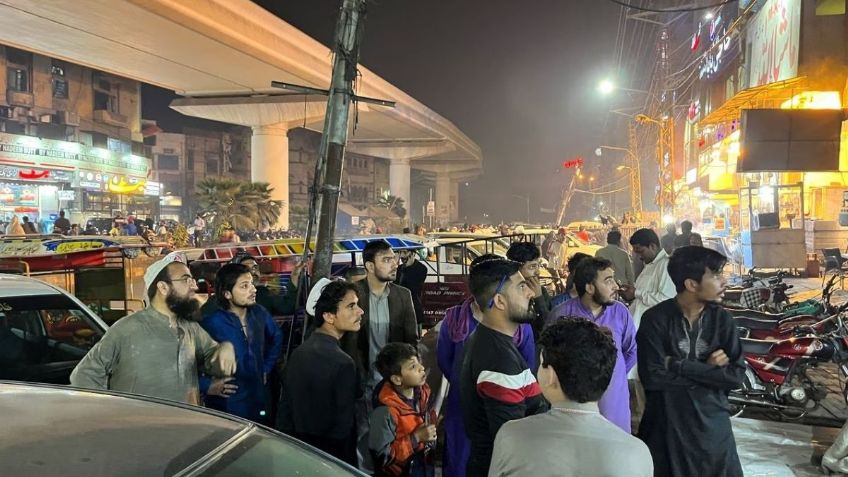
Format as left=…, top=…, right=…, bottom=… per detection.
left=201, top=263, right=283, bottom=424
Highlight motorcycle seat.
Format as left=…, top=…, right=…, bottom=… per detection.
left=735, top=317, right=780, bottom=330
left=740, top=338, right=774, bottom=355
left=728, top=309, right=783, bottom=320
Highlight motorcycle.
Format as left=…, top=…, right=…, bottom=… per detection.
left=734, top=275, right=841, bottom=340
left=724, top=269, right=794, bottom=313
left=728, top=312, right=848, bottom=419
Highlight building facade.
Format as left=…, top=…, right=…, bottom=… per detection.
left=0, top=44, right=154, bottom=231
left=677, top=0, right=848, bottom=267
left=144, top=124, right=252, bottom=222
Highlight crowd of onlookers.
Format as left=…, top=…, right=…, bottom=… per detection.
left=66, top=217, right=755, bottom=477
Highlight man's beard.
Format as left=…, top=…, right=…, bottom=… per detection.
left=508, top=298, right=536, bottom=324
left=376, top=270, right=396, bottom=283
left=592, top=289, right=615, bottom=306
left=166, top=291, right=200, bottom=320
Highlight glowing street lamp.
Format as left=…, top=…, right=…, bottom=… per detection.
left=597, top=79, right=650, bottom=96
left=597, top=79, right=615, bottom=95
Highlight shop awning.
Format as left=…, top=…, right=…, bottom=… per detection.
left=699, top=76, right=809, bottom=126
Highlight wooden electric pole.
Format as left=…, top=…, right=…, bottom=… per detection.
left=311, top=0, right=367, bottom=280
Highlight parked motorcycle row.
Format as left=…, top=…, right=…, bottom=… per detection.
left=725, top=273, right=848, bottom=420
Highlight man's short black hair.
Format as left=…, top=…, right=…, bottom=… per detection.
left=667, top=245, right=727, bottom=293
left=215, top=263, right=251, bottom=308
left=470, top=253, right=500, bottom=269
left=606, top=230, right=622, bottom=245
left=363, top=241, right=392, bottom=265
left=375, top=342, right=419, bottom=381
left=506, top=242, right=541, bottom=264
left=313, top=280, right=359, bottom=327
left=629, top=228, right=660, bottom=248
left=231, top=251, right=256, bottom=265
left=680, top=220, right=693, bottom=233
left=573, top=257, right=613, bottom=297
left=539, top=318, right=617, bottom=402
left=468, top=258, right=521, bottom=309
left=566, top=252, right=591, bottom=275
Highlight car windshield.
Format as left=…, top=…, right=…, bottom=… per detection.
left=198, top=428, right=361, bottom=476
left=0, top=294, right=104, bottom=383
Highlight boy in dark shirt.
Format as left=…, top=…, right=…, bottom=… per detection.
left=459, top=258, right=547, bottom=477
left=369, top=343, right=437, bottom=477
left=277, top=279, right=363, bottom=466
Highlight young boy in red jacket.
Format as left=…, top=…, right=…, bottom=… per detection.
left=369, top=343, right=437, bottom=477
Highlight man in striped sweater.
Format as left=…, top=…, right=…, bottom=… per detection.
left=459, top=258, right=548, bottom=477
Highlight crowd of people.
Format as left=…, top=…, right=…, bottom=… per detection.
left=68, top=221, right=749, bottom=477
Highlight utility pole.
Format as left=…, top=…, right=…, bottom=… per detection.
left=627, top=122, right=643, bottom=214
left=311, top=0, right=368, bottom=280
left=555, top=166, right=581, bottom=226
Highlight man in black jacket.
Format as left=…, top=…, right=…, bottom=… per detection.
left=278, top=279, right=363, bottom=466
left=395, top=248, right=428, bottom=327
left=342, top=241, right=419, bottom=386
left=637, top=246, right=744, bottom=477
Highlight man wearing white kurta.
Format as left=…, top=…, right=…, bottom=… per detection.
left=618, top=228, right=676, bottom=380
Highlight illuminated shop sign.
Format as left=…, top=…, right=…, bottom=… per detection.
left=0, top=132, right=150, bottom=177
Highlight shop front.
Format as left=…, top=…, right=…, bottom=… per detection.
left=0, top=132, right=151, bottom=230
left=689, top=86, right=848, bottom=269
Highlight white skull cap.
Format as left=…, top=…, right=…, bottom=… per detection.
left=143, top=251, right=187, bottom=292
left=305, top=277, right=335, bottom=316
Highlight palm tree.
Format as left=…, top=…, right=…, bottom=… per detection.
left=195, top=178, right=283, bottom=231
left=243, top=182, right=282, bottom=229
left=375, top=192, right=407, bottom=219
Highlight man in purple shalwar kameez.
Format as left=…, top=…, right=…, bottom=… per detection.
left=547, top=256, right=637, bottom=432
left=437, top=295, right=536, bottom=477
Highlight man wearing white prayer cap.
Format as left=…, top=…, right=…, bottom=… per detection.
left=277, top=278, right=364, bottom=466
left=71, top=252, right=237, bottom=405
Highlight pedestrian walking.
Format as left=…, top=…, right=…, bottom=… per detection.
left=193, top=213, right=206, bottom=245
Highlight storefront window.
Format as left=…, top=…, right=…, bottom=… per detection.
left=83, top=192, right=116, bottom=214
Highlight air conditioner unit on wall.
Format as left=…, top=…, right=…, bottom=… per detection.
left=56, top=111, right=80, bottom=126
left=13, top=107, right=28, bottom=121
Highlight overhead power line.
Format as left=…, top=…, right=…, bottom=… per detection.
left=604, top=0, right=738, bottom=13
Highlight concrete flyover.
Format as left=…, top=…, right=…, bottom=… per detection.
left=0, top=0, right=482, bottom=227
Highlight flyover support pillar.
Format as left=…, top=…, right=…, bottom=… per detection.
left=389, top=157, right=411, bottom=219
left=251, top=123, right=289, bottom=229
left=450, top=181, right=459, bottom=222
left=435, top=172, right=451, bottom=227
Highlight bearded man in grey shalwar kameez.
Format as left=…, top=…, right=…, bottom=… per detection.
left=71, top=253, right=236, bottom=404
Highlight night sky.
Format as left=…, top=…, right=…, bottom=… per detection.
left=148, top=1, right=625, bottom=224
